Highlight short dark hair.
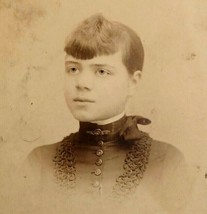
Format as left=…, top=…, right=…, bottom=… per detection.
left=64, top=14, right=144, bottom=74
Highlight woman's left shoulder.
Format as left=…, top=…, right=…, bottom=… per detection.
left=149, top=139, right=186, bottom=166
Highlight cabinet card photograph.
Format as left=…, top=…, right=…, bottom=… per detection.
left=0, top=1, right=207, bottom=214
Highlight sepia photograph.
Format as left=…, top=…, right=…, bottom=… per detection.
left=0, top=0, right=207, bottom=214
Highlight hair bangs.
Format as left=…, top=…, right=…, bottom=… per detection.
left=65, top=33, right=118, bottom=60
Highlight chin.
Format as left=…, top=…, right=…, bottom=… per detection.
left=72, top=113, right=98, bottom=123
left=72, top=112, right=110, bottom=123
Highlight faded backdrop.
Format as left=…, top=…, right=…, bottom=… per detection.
left=1, top=0, right=207, bottom=212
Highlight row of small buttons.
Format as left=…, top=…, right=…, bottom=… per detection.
left=93, top=140, right=104, bottom=177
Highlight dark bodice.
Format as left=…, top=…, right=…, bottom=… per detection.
left=23, top=116, right=191, bottom=214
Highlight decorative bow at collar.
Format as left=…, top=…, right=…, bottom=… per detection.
left=78, top=115, right=151, bottom=144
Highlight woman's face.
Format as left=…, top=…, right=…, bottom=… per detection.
left=64, top=51, right=138, bottom=122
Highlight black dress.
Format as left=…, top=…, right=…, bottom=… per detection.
left=22, top=115, right=191, bottom=214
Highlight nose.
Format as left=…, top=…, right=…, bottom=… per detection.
left=75, top=71, right=94, bottom=91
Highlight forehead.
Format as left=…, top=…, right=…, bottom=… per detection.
left=65, top=51, right=125, bottom=68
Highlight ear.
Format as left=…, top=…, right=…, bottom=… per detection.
left=128, top=70, right=141, bottom=97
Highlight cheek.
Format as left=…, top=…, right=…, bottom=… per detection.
left=99, top=80, right=129, bottom=102
left=112, top=79, right=130, bottom=95
left=64, top=88, right=74, bottom=109
left=64, top=79, right=74, bottom=98
left=64, top=89, right=71, bottom=106
left=64, top=85, right=70, bottom=99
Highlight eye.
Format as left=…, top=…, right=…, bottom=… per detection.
left=66, top=67, right=80, bottom=75
left=96, top=69, right=111, bottom=76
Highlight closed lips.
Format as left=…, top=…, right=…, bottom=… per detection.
left=73, top=98, right=95, bottom=102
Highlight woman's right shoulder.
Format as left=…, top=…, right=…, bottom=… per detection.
left=26, top=133, right=78, bottom=166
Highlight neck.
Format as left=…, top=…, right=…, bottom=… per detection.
left=91, top=112, right=125, bottom=125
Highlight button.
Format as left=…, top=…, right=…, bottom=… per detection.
left=94, top=129, right=102, bottom=136
left=96, top=149, right=104, bottom=156
left=95, top=158, right=103, bottom=166
left=98, top=140, right=104, bottom=146
left=94, top=168, right=102, bottom=176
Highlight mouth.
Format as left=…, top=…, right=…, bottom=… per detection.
left=73, top=98, right=95, bottom=103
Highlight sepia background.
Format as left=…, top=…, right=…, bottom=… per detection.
left=0, top=0, right=207, bottom=213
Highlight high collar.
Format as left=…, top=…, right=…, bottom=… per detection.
left=78, top=115, right=151, bottom=145
left=79, top=115, right=127, bottom=144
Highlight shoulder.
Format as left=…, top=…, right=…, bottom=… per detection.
left=142, top=139, right=190, bottom=212
left=27, top=133, right=78, bottom=166
left=147, top=139, right=187, bottom=177
left=22, top=133, right=78, bottom=184
left=149, top=139, right=185, bottom=163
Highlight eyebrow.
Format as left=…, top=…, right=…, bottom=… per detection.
left=92, top=64, right=116, bottom=69
left=65, top=61, right=115, bottom=69
left=65, top=61, right=80, bottom=65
